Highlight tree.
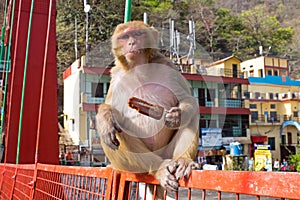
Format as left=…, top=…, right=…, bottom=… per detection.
left=239, top=5, right=294, bottom=58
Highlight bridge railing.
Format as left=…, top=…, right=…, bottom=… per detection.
left=0, top=163, right=299, bottom=200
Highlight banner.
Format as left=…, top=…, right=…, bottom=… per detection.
left=201, top=128, right=222, bottom=147
left=254, top=145, right=272, bottom=171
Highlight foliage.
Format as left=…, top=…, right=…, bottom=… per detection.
left=289, top=153, right=300, bottom=172
left=54, top=0, right=299, bottom=79
left=239, top=5, right=294, bottom=59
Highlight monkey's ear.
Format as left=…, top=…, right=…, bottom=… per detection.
left=145, top=27, right=160, bottom=49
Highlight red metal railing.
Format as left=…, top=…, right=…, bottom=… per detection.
left=0, top=163, right=299, bottom=200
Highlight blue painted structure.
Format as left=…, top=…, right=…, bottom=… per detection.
left=280, top=120, right=300, bottom=136
left=248, top=76, right=300, bottom=86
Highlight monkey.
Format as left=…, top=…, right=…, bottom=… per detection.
left=96, top=21, right=199, bottom=196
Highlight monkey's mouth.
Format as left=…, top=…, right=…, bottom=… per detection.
left=127, top=49, right=143, bottom=54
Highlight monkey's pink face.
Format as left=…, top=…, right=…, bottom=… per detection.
left=117, top=27, right=147, bottom=61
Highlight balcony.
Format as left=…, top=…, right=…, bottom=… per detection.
left=244, top=91, right=300, bottom=101
left=219, top=99, right=242, bottom=108
left=250, top=114, right=299, bottom=124
left=81, top=92, right=105, bottom=104
left=206, top=68, right=244, bottom=78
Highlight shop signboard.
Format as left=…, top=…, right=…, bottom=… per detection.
left=254, top=144, right=272, bottom=171
left=201, top=128, right=222, bottom=147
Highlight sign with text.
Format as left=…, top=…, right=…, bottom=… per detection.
left=201, top=128, right=222, bottom=147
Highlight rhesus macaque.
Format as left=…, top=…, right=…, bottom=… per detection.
left=96, top=21, right=199, bottom=195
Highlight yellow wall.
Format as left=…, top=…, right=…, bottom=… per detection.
left=241, top=56, right=288, bottom=78
left=206, top=56, right=241, bottom=77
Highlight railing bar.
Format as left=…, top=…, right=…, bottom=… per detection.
left=218, top=191, right=221, bottom=200
left=81, top=175, right=85, bottom=200
left=256, top=195, right=260, bottom=200
left=143, top=183, right=147, bottom=200
left=162, top=186, right=167, bottom=200
left=102, top=178, right=107, bottom=198
left=78, top=175, right=82, bottom=200
left=153, top=184, right=157, bottom=200
left=75, top=175, right=78, bottom=200
left=128, top=182, right=132, bottom=200
left=65, top=174, right=72, bottom=197
left=202, top=189, right=206, bottom=200
left=91, top=177, right=96, bottom=199
left=235, top=193, right=239, bottom=200
left=96, top=179, right=101, bottom=193
left=187, top=188, right=192, bottom=200
left=135, top=182, right=139, bottom=200
left=50, top=172, right=55, bottom=198
left=85, top=176, right=89, bottom=199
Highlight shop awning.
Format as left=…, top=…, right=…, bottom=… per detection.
left=251, top=135, right=267, bottom=143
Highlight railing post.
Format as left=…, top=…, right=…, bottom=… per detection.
left=111, top=171, right=120, bottom=200
left=0, top=164, right=5, bottom=196
left=9, top=166, right=18, bottom=199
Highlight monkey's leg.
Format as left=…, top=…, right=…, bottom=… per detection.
left=102, top=132, right=164, bottom=173
left=163, top=125, right=199, bottom=182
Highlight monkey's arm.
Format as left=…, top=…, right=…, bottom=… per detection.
left=96, top=104, right=121, bottom=150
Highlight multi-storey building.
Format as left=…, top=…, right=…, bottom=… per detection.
left=62, top=55, right=251, bottom=166
left=241, top=56, right=300, bottom=160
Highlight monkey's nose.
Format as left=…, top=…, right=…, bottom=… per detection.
left=128, top=38, right=136, bottom=45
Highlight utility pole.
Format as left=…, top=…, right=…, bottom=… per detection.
left=84, top=0, right=91, bottom=63
left=74, top=16, right=78, bottom=60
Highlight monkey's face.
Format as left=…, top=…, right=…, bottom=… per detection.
left=112, top=21, right=159, bottom=70
left=116, top=27, right=147, bottom=62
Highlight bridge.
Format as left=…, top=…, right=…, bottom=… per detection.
left=0, top=1, right=299, bottom=199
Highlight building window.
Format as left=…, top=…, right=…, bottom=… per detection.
left=243, top=92, right=250, bottom=99
left=269, top=93, right=274, bottom=100
left=207, top=89, right=215, bottom=102
left=269, top=111, right=278, bottom=122
left=282, top=93, right=288, bottom=99
left=249, top=70, right=254, bottom=77
left=267, top=69, right=272, bottom=75
left=255, top=92, right=260, bottom=99
left=288, top=132, right=292, bottom=145
left=251, top=111, right=258, bottom=123
left=268, top=137, right=275, bottom=150
left=270, top=104, right=276, bottom=109
left=281, top=135, right=286, bottom=144
left=249, top=104, right=257, bottom=109
left=274, top=70, right=278, bottom=76
left=258, top=69, right=263, bottom=77
left=232, top=64, right=238, bottom=78
left=91, top=82, right=104, bottom=98
left=281, top=71, right=287, bottom=76
left=293, top=111, right=298, bottom=117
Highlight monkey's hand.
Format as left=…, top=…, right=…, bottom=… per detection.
left=174, top=158, right=200, bottom=180
left=102, top=117, right=122, bottom=150
left=165, top=107, right=181, bottom=129
left=155, top=160, right=179, bottom=192
left=96, top=105, right=122, bottom=150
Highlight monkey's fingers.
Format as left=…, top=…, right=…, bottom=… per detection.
left=183, top=162, right=200, bottom=178
left=167, top=161, right=179, bottom=174
left=164, top=107, right=181, bottom=128
left=165, top=177, right=179, bottom=192
left=102, top=131, right=119, bottom=150
left=159, top=167, right=178, bottom=192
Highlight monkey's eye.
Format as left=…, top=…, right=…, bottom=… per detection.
left=118, top=34, right=130, bottom=40
left=133, top=31, right=144, bottom=37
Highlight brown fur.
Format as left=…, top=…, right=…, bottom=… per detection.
left=96, top=21, right=199, bottom=198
